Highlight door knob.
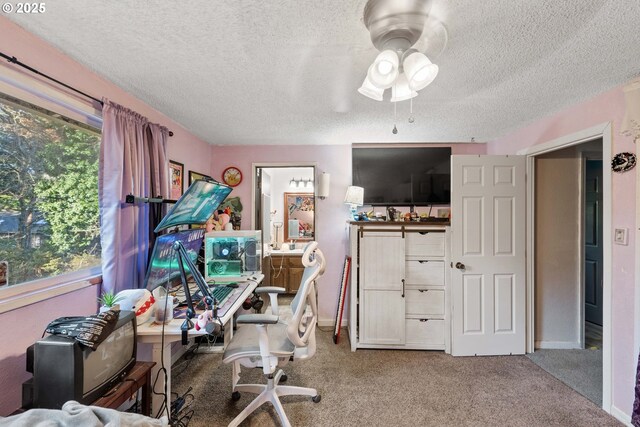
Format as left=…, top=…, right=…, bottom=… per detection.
left=455, top=262, right=465, bottom=270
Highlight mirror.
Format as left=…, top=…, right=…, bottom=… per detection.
left=283, top=192, right=314, bottom=241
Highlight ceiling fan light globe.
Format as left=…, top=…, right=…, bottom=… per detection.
left=403, top=52, right=439, bottom=91
left=377, top=60, right=393, bottom=75
left=390, top=73, right=418, bottom=102
left=368, top=50, right=399, bottom=89
left=358, top=75, right=385, bottom=101
left=413, top=67, right=431, bottom=82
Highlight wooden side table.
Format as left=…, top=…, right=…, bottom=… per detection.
left=92, top=361, right=156, bottom=416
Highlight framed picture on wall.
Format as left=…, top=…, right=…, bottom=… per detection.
left=188, top=170, right=211, bottom=186
left=284, top=192, right=315, bottom=241
left=169, top=160, right=184, bottom=200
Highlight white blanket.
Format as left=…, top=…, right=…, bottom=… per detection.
left=0, top=401, right=169, bottom=427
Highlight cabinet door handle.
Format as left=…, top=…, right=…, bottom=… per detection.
left=418, top=260, right=429, bottom=264
left=401, top=279, right=405, bottom=298
left=418, top=289, right=429, bottom=293
left=420, top=319, right=429, bottom=322
left=419, top=231, right=429, bottom=235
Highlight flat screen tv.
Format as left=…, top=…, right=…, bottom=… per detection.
left=23, top=311, right=136, bottom=409
left=352, top=146, right=451, bottom=206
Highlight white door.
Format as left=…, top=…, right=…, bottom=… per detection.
left=451, top=155, right=526, bottom=356
left=359, top=231, right=405, bottom=345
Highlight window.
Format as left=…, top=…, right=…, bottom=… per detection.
left=0, top=92, right=101, bottom=287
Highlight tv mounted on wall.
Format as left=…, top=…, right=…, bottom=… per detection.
left=352, top=146, right=452, bottom=206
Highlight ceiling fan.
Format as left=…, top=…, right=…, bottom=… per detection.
left=358, top=0, right=445, bottom=102
left=330, top=0, right=448, bottom=113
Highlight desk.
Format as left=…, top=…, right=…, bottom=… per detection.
left=93, top=361, right=155, bottom=416
left=136, top=274, right=262, bottom=418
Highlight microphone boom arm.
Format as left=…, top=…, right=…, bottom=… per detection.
left=172, top=240, right=216, bottom=331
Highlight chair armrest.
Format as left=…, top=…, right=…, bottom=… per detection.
left=237, top=314, right=279, bottom=325
left=255, top=287, right=286, bottom=294
left=254, top=287, right=286, bottom=316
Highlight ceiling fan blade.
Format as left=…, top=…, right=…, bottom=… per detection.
left=413, top=17, right=449, bottom=60
left=331, top=54, right=355, bottom=113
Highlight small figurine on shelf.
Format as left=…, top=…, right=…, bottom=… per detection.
left=218, top=197, right=243, bottom=230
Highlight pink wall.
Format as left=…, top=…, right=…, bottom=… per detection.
left=0, top=17, right=213, bottom=416
left=209, top=143, right=486, bottom=323
left=488, top=85, right=636, bottom=416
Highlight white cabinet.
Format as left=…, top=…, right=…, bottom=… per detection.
left=359, top=231, right=405, bottom=345
left=348, top=223, right=450, bottom=352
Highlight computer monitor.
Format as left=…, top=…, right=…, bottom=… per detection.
left=144, top=229, right=205, bottom=292
left=155, top=179, right=232, bottom=232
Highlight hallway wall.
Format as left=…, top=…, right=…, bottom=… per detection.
left=535, top=148, right=582, bottom=347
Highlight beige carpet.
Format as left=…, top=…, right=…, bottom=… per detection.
left=171, top=328, right=621, bottom=427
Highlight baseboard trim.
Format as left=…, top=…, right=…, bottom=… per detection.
left=535, top=340, right=582, bottom=349
left=611, top=404, right=631, bottom=426
left=318, top=318, right=348, bottom=328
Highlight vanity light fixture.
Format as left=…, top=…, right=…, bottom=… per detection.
left=289, top=178, right=314, bottom=190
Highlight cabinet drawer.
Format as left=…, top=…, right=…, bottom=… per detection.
left=405, top=318, right=445, bottom=347
left=286, top=256, right=303, bottom=267
left=405, top=261, right=444, bottom=287
left=405, top=289, right=444, bottom=316
left=406, top=231, right=445, bottom=257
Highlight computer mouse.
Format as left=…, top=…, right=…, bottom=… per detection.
left=227, top=283, right=239, bottom=288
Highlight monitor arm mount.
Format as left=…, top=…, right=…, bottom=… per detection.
left=125, top=194, right=172, bottom=204
left=172, top=241, right=219, bottom=333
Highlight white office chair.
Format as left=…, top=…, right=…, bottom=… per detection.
left=222, top=241, right=326, bottom=427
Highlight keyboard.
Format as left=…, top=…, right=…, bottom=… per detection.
left=210, top=285, right=234, bottom=305
left=176, top=283, right=237, bottom=308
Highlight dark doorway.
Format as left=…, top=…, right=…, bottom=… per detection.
left=584, top=159, right=603, bottom=349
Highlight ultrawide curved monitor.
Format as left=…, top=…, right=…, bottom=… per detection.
left=154, top=179, right=232, bottom=232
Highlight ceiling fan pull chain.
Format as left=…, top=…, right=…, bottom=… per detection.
left=392, top=96, right=398, bottom=134
left=409, top=97, right=415, bottom=123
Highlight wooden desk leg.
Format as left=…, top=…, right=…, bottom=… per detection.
left=150, top=341, right=173, bottom=419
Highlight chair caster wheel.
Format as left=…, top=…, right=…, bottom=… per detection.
left=312, top=395, right=321, bottom=403
left=231, top=391, right=241, bottom=401
left=280, top=374, right=288, bottom=383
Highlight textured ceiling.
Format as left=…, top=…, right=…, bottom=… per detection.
left=6, top=0, right=640, bottom=145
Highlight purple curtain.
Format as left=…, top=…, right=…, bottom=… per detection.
left=99, top=100, right=169, bottom=293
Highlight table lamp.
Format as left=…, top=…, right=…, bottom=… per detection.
left=344, top=186, right=364, bottom=221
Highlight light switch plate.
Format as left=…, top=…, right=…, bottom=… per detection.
left=614, top=228, right=628, bottom=245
